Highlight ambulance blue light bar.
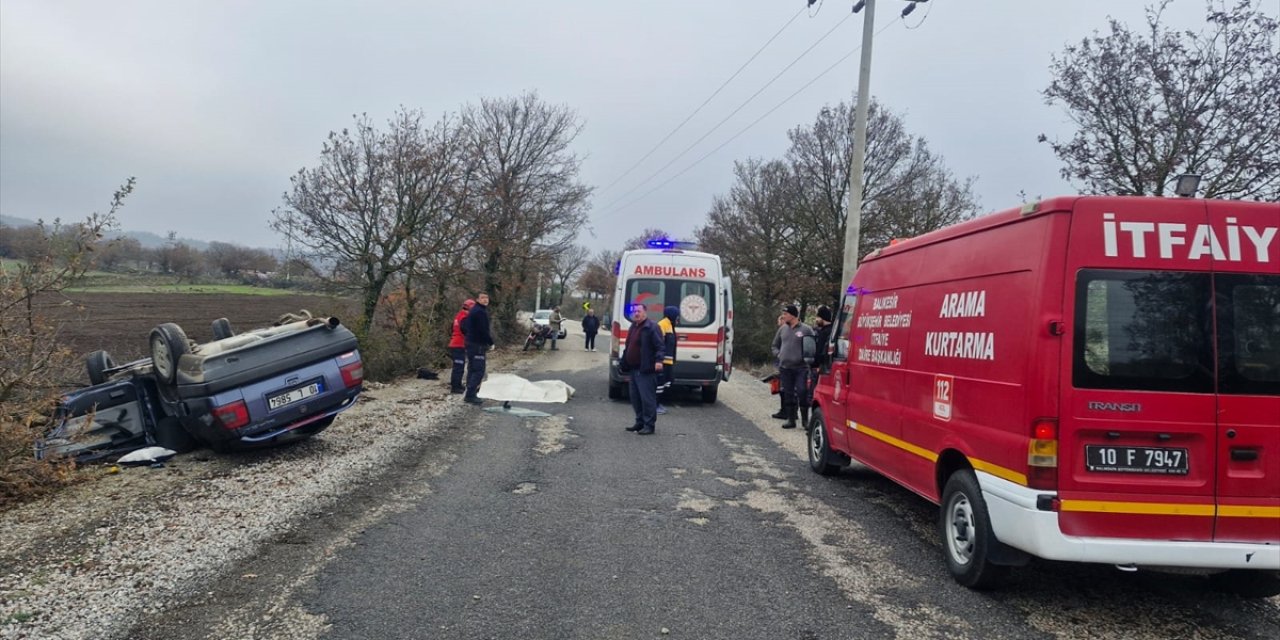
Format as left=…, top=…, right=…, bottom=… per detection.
left=646, top=238, right=697, bottom=250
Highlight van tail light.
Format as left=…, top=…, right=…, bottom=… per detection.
left=340, top=361, right=364, bottom=388
left=715, top=327, right=726, bottom=365
left=1028, top=418, right=1058, bottom=489
left=213, top=400, right=250, bottom=430
left=611, top=321, right=621, bottom=355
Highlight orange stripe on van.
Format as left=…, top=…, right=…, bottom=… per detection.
left=848, top=421, right=1028, bottom=486
left=1218, top=505, right=1280, bottom=518
left=1059, top=500, right=1215, bottom=517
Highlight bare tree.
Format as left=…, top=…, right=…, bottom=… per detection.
left=462, top=92, right=593, bottom=334
left=1041, top=0, right=1280, bottom=199
left=1, top=179, right=133, bottom=406
left=273, top=109, right=473, bottom=335
left=550, top=244, right=590, bottom=307
left=576, top=249, right=620, bottom=305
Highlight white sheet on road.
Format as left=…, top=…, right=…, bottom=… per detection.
left=477, top=373, right=575, bottom=403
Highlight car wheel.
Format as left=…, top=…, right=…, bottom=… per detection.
left=1208, top=570, right=1280, bottom=599
left=149, top=322, right=189, bottom=385
left=85, top=350, right=117, bottom=385
left=941, top=469, right=1009, bottom=589
left=608, top=381, right=624, bottom=400
left=211, top=317, right=235, bottom=341
left=700, top=385, right=718, bottom=404
left=152, top=417, right=197, bottom=453
left=808, top=409, right=847, bottom=476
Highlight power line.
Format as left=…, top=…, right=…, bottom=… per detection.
left=596, top=10, right=855, bottom=215
left=600, top=16, right=903, bottom=220
left=597, top=5, right=807, bottom=195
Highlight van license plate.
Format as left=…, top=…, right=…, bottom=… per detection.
left=1085, top=446, right=1189, bottom=475
left=268, top=381, right=323, bottom=411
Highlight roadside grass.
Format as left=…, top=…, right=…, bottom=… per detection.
left=1, top=258, right=26, bottom=273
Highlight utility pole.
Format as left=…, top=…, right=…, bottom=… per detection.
left=840, top=0, right=927, bottom=293
left=841, top=0, right=876, bottom=294
left=535, top=272, right=543, bottom=310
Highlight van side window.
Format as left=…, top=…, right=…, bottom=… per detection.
left=1218, top=273, right=1280, bottom=395
left=830, top=294, right=859, bottom=361
left=1073, top=270, right=1213, bottom=393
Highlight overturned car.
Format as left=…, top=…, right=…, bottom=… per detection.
left=37, top=312, right=364, bottom=462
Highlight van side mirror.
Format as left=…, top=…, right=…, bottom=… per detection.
left=836, top=339, right=850, bottom=360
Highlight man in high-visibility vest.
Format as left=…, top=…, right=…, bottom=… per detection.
left=656, top=306, right=679, bottom=414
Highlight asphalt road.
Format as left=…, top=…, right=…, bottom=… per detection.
left=128, top=345, right=1280, bottom=640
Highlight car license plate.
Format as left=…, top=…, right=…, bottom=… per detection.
left=1085, top=445, right=1189, bottom=475
left=268, top=381, right=323, bottom=411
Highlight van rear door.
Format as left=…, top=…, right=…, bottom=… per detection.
left=1058, top=198, right=1217, bottom=542
left=722, top=276, right=734, bottom=381
left=1209, top=200, right=1280, bottom=544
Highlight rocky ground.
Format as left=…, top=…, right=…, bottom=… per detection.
left=0, top=347, right=537, bottom=640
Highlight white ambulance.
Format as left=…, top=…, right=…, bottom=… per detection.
left=608, top=243, right=733, bottom=403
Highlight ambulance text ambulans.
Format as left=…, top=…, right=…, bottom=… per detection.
left=609, top=244, right=733, bottom=403
left=810, top=195, right=1279, bottom=596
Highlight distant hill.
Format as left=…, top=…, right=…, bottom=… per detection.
left=1, top=214, right=262, bottom=252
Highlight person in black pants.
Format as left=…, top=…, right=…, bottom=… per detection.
left=581, top=308, right=601, bottom=351
left=463, top=293, right=493, bottom=405
left=621, top=304, right=664, bottom=435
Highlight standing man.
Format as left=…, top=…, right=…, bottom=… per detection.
left=655, top=305, right=679, bottom=415
left=463, top=293, right=493, bottom=406
left=806, top=305, right=834, bottom=431
left=771, top=305, right=814, bottom=430
left=581, top=308, right=601, bottom=351
left=622, top=303, right=664, bottom=435
left=770, top=314, right=791, bottom=420
left=548, top=306, right=564, bottom=351
left=448, top=298, right=476, bottom=394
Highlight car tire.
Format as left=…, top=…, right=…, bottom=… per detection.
left=211, top=317, right=235, bottom=341
left=149, top=322, right=189, bottom=385
left=85, top=350, right=117, bottom=385
left=152, top=417, right=197, bottom=453
left=700, top=385, right=718, bottom=404
left=807, top=409, right=848, bottom=476
left=608, top=381, right=624, bottom=400
left=1208, top=570, right=1280, bottom=599
left=941, top=469, right=1009, bottom=590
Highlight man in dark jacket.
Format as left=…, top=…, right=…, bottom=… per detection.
left=621, top=303, right=664, bottom=435
left=448, top=298, right=475, bottom=393
left=771, top=304, right=814, bottom=429
left=581, top=309, right=601, bottom=351
left=463, top=293, right=493, bottom=406
left=806, top=305, right=834, bottom=431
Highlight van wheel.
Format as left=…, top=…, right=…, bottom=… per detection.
left=85, top=350, right=117, bottom=385
left=700, top=385, right=718, bottom=404
left=211, top=318, right=235, bottom=341
left=149, top=322, right=190, bottom=385
left=808, top=409, right=847, bottom=476
left=941, top=470, right=1009, bottom=589
left=608, top=382, right=624, bottom=400
left=152, top=417, right=197, bottom=453
left=1208, top=570, right=1280, bottom=598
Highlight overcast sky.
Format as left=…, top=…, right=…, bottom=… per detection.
left=0, top=0, right=1247, bottom=254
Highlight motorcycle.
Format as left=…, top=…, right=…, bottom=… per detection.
left=523, top=324, right=553, bottom=351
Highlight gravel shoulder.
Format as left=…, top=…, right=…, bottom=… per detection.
left=0, top=347, right=535, bottom=640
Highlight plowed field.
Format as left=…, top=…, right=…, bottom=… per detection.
left=45, top=292, right=351, bottom=364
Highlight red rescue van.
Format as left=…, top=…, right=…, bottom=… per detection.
left=810, top=196, right=1279, bottom=596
